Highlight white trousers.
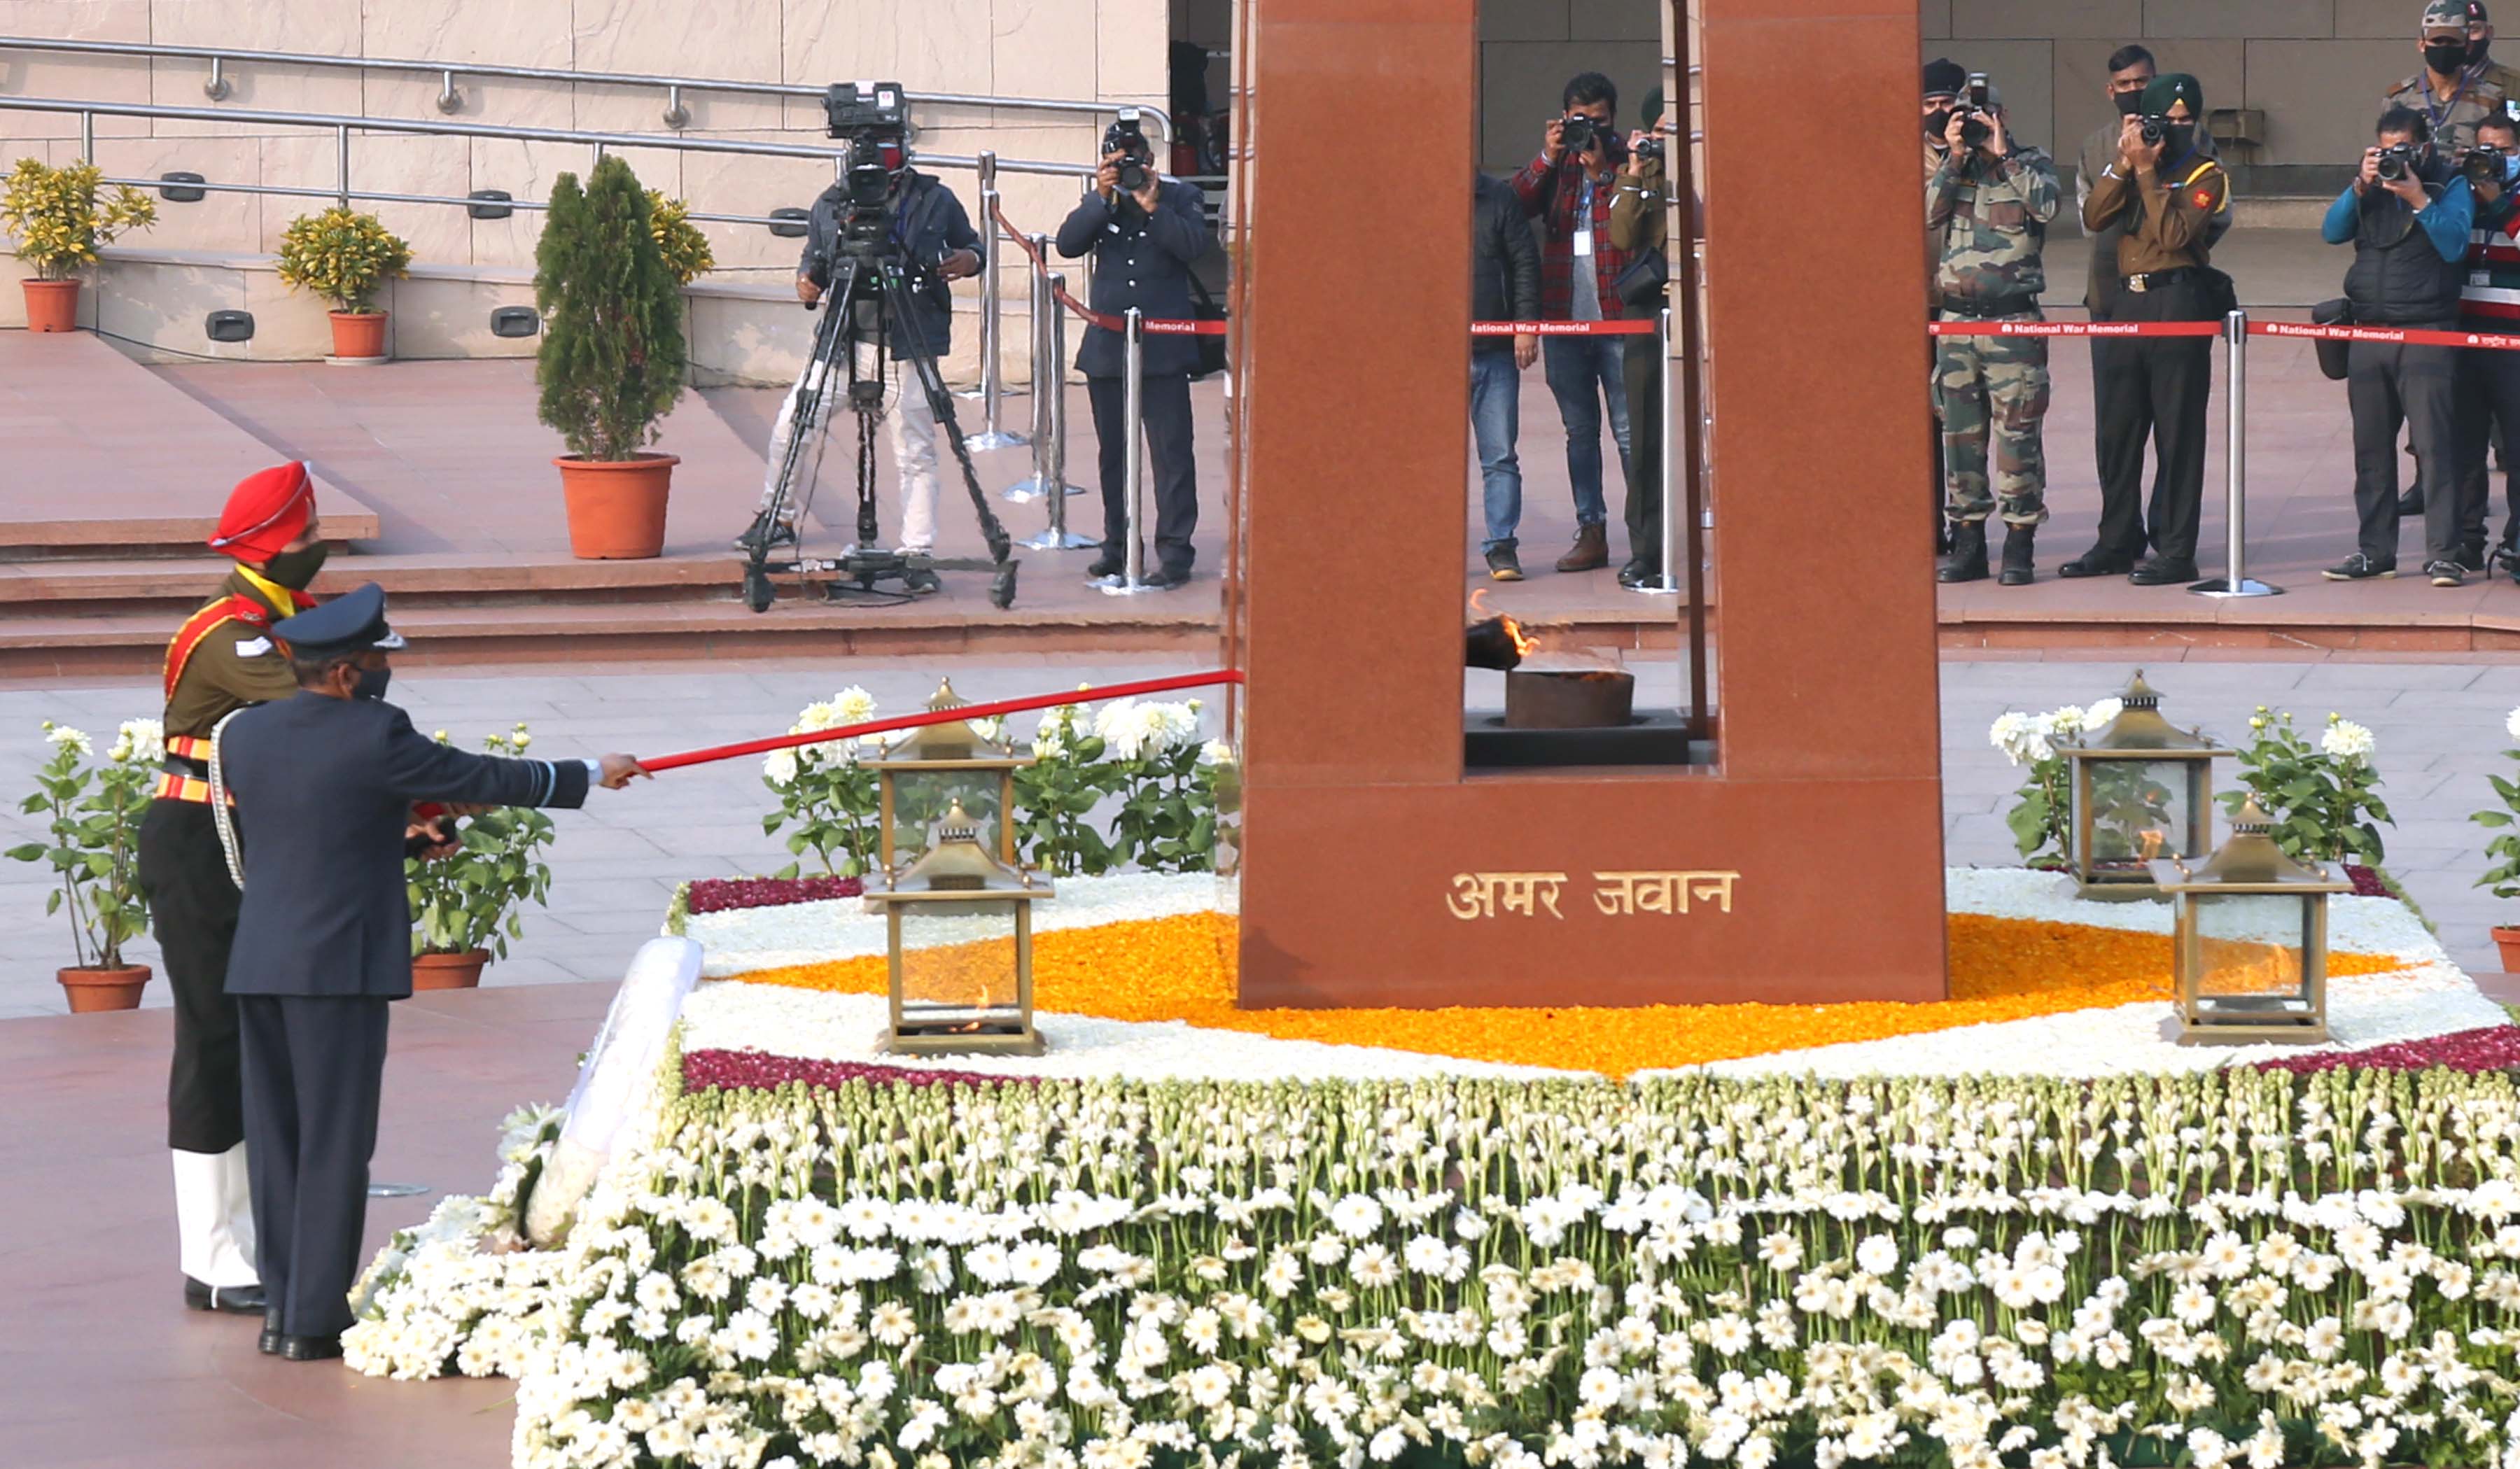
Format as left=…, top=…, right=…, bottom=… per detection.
left=172, top=1142, right=259, bottom=1286
left=755, top=342, right=939, bottom=554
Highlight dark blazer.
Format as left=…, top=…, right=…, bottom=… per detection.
left=220, top=692, right=591, bottom=999
left=797, top=169, right=979, bottom=360
left=1474, top=172, right=1541, bottom=353
left=1054, top=178, right=1214, bottom=379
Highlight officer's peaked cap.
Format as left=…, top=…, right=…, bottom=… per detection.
left=271, top=582, right=405, bottom=657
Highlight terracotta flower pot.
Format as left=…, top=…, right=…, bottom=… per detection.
left=58, top=964, right=148, bottom=1013
left=412, top=949, right=490, bottom=990
left=21, top=279, right=80, bottom=332
left=327, top=309, right=388, bottom=360
left=556, top=453, right=677, bottom=560
left=2494, top=925, right=2520, bottom=974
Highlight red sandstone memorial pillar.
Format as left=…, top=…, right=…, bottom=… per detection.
left=1228, top=0, right=1945, bottom=1008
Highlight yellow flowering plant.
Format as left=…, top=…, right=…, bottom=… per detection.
left=274, top=206, right=413, bottom=314
left=645, top=190, right=715, bottom=287
left=1, top=157, right=156, bottom=281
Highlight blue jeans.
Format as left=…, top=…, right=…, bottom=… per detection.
left=1542, top=335, right=1633, bottom=526
left=1470, top=350, right=1523, bottom=551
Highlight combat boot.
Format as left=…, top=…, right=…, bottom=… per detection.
left=1998, top=523, right=2036, bottom=586
left=1937, top=521, right=1987, bottom=584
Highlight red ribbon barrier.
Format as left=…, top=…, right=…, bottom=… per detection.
left=1928, top=320, right=2222, bottom=338
left=2248, top=320, right=2520, bottom=351
left=1470, top=320, right=1659, bottom=337
left=638, top=670, right=1247, bottom=774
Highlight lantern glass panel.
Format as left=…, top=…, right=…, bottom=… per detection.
left=890, top=770, right=1009, bottom=864
left=897, top=901, right=1021, bottom=1031
left=2190, top=892, right=2316, bottom=1014
left=2078, top=757, right=2194, bottom=873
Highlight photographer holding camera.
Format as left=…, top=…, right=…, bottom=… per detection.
left=1606, top=87, right=1676, bottom=590
left=1056, top=112, right=1215, bottom=590
left=2320, top=106, right=2476, bottom=587
left=2069, top=73, right=2230, bottom=586
left=1513, top=71, right=1634, bottom=576
left=2450, top=106, right=2520, bottom=571
left=1927, top=76, right=2060, bottom=587
left=734, top=127, right=980, bottom=587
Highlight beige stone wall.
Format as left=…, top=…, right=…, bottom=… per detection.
left=1480, top=0, right=1666, bottom=174
left=0, top=0, right=1163, bottom=274
left=1931, top=0, right=2446, bottom=176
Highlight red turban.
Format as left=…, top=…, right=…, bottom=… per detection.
left=208, top=461, right=314, bottom=561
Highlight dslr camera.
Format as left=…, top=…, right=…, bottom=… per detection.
left=822, top=81, right=911, bottom=251
left=1957, top=73, right=1993, bottom=149
left=2463, top=145, right=2510, bottom=185
left=1560, top=112, right=1598, bottom=154
left=1108, top=108, right=1152, bottom=194
left=2137, top=115, right=2166, bottom=146
left=2375, top=141, right=2423, bottom=182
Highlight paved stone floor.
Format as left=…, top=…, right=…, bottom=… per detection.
left=6, top=652, right=2520, bottom=1016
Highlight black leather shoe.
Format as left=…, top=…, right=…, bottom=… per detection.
left=1086, top=551, right=1125, bottom=579
left=732, top=511, right=797, bottom=556
left=1936, top=522, right=1988, bottom=584
left=2460, top=540, right=2489, bottom=572
left=2128, top=558, right=2198, bottom=586
left=1616, top=558, right=1661, bottom=589
left=2398, top=487, right=2424, bottom=516
left=260, top=1307, right=282, bottom=1356
left=184, top=1277, right=266, bottom=1314
left=278, top=1333, right=342, bottom=1362
left=2055, top=550, right=2134, bottom=579
left=1144, top=565, right=1191, bottom=591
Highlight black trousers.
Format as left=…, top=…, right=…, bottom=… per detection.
left=2454, top=346, right=2520, bottom=554
left=1623, top=335, right=1663, bottom=569
left=239, top=994, right=390, bottom=1339
left=136, top=798, right=245, bottom=1154
left=1086, top=372, right=1198, bottom=574
left=2348, top=336, right=2463, bottom=566
left=2090, top=280, right=2214, bottom=565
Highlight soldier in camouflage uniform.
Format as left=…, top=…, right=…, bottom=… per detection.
left=1928, top=84, right=2062, bottom=586
left=2386, top=0, right=2519, bottom=156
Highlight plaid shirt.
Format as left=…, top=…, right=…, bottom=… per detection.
left=1511, top=153, right=1633, bottom=320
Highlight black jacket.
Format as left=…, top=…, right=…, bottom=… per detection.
left=2344, top=157, right=2465, bottom=328
left=1474, top=172, right=1541, bottom=353
left=797, top=170, right=979, bottom=360
left=1055, top=178, right=1214, bottom=378
left=220, top=693, right=590, bottom=999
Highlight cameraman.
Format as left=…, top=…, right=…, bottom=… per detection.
left=2453, top=108, right=2520, bottom=571
left=1608, top=87, right=1674, bottom=589
left=1928, top=78, right=2060, bottom=587
left=1056, top=116, right=1214, bottom=589
left=1513, top=71, right=1634, bottom=575
left=735, top=136, right=980, bottom=588
left=2320, top=106, right=2475, bottom=587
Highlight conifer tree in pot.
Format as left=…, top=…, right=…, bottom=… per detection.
left=536, top=156, right=687, bottom=559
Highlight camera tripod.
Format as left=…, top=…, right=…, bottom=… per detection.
left=741, top=248, right=1021, bottom=612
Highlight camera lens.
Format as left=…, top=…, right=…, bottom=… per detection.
left=2378, top=150, right=2407, bottom=181
left=2138, top=117, right=2165, bottom=146
left=1561, top=115, right=1593, bottom=152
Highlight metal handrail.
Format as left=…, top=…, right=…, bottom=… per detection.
left=0, top=96, right=1095, bottom=178
left=0, top=34, right=1170, bottom=139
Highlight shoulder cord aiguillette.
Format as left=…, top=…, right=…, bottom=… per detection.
left=207, top=709, right=245, bottom=890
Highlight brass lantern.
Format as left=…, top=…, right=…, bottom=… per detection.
left=2057, top=670, right=2229, bottom=899
left=867, top=798, right=1050, bottom=1056
left=864, top=678, right=1034, bottom=876
left=2148, top=796, right=2346, bottom=1045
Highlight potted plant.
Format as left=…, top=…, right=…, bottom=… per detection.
left=274, top=206, right=412, bottom=362
left=646, top=190, right=715, bottom=287
left=1, top=157, right=156, bottom=332
left=535, top=155, right=687, bottom=558
left=8, top=719, right=158, bottom=1011
left=2472, top=707, right=2520, bottom=969
left=407, top=726, right=560, bottom=989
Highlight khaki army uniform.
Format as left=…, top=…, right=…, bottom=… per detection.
left=2384, top=63, right=2519, bottom=154
left=1930, top=143, right=2063, bottom=525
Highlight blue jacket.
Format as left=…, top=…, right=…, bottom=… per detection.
left=797, top=170, right=979, bottom=360
left=1055, top=178, right=1214, bottom=378
left=220, top=692, right=590, bottom=999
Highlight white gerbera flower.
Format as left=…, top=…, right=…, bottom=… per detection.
left=832, top=687, right=877, bottom=725
left=111, top=717, right=164, bottom=765
left=1329, top=1193, right=1383, bottom=1239
left=764, top=748, right=801, bottom=787
left=1198, top=738, right=1236, bottom=767
left=2320, top=716, right=2376, bottom=762
left=44, top=724, right=91, bottom=757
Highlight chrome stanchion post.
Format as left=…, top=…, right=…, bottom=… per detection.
left=1628, top=311, right=1681, bottom=597
left=1023, top=273, right=1097, bottom=550
left=2192, top=309, right=2280, bottom=598
left=1007, top=236, right=1060, bottom=501
left=962, top=155, right=1026, bottom=451
left=1100, top=308, right=1153, bottom=592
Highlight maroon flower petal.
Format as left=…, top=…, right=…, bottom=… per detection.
left=2255, top=1025, right=2520, bottom=1074
left=682, top=1047, right=1029, bottom=1092
left=687, top=876, right=865, bottom=915
left=2340, top=864, right=2392, bottom=899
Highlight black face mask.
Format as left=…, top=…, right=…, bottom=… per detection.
left=1924, top=107, right=1954, bottom=140
left=259, top=543, right=329, bottom=590
left=2162, top=124, right=2197, bottom=158
left=2474, top=37, right=2496, bottom=65
left=352, top=664, right=391, bottom=702
left=2428, top=39, right=2471, bottom=75
left=2113, top=90, right=2145, bottom=116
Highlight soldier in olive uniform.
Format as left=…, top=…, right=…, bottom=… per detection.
left=1924, top=59, right=1966, bottom=554
left=134, top=461, right=328, bottom=1317
left=1928, top=81, right=2062, bottom=586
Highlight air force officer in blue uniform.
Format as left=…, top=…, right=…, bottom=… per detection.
left=216, top=583, right=647, bottom=1358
